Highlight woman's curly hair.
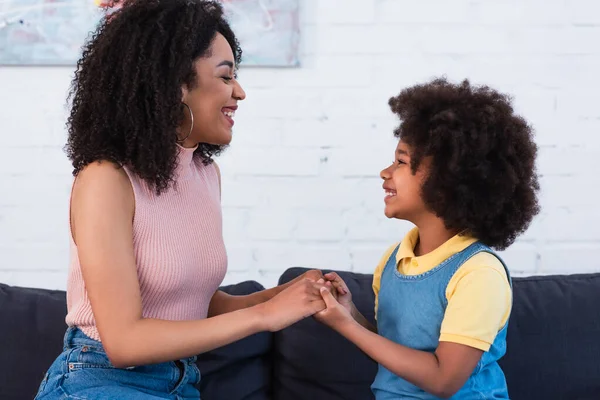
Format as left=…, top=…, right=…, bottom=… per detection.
left=66, top=0, right=242, bottom=193
left=389, top=78, right=540, bottom=250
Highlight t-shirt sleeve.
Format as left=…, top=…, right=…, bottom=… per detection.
left=439, top=254, right=512, bottom=351
left=372, top=243, right=399, bottom=319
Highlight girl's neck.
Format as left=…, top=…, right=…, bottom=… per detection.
left=413, top=215, right=458, bottom=256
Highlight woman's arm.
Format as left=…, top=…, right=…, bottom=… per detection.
left=73, top=162, right=325, bottom=368
left=208, top=270, right=324, bottom=317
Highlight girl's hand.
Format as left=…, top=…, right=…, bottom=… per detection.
left=321, top=272, right=352, bottom=313
left=314, top=286, right=355, bottom=331
left=258, top=279, right=326, bottom=332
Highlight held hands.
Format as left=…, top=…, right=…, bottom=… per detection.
left=314, top=272, right=356, bottom=330
left=257, top=269, right=354, bottom=333
left=314, top=284, right=354, bottom=331
left=303, top=270, right=339, bottom=301
left=292, top=269, right=324, bottom=284
left=321, top=272, right=351, bottom=312
left=258, top=278, right=326, bottom=332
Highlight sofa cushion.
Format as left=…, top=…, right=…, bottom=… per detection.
left=498, top=273, right=600, bottom=400
left=196, top=280, right=273, bottom=400
left=0, top=280, right=272, bottom=400
left=0, top=283, right=67, bottom=400
left=274, top=268, right=378, bottom=400
left=276, top=268, right=600, bottom=400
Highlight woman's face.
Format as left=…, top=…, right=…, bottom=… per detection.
left=179, top=33, right=246, bottom=148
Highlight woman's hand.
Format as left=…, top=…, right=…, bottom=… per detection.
left=292, top=269, right=324, bottom=283
left=257, top=279, right=326, bottom=332
left=209, top=269, right=326, bottom=317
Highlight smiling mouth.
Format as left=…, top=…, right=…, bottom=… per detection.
left=222, top=110, right=235, bottom=126
left=384, top=190, right=397, bottom=203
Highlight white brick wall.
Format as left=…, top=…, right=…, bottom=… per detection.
left=1, top=0, right=599, bottom=290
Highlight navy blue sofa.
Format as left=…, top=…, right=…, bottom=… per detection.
left=1, top=269, right=599, bottom=400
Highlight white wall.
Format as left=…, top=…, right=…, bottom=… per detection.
left=1, top=0, right=599, bottom=290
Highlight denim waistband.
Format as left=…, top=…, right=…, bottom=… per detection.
left=64, top=326, right=198, bottom=364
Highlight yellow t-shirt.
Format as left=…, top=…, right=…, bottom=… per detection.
left=372, top=227, right=512, bottom=352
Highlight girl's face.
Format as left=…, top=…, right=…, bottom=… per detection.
left=380, top=140, right=430, bottom=222
left=179, top=33, right=246, bottom=148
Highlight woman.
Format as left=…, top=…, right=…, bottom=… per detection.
left=35, top=1, right=325, bottom=399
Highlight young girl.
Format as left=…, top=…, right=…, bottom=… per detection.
left=317, top=78, right=540, bottom=399
left=34, top=1, right=325, bottom=399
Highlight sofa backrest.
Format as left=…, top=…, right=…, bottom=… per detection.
left=3, top=270, right=600, bottom=400
left=0, top=281, right=272, bottom=400
left=274, top=269, right=377, bottom=400
left=276, top=268, right=600, bottom=400
left=196, top=281, right=273, bottom=400
left=499, top=273, right=600, bottom=400
left=0, top=283, right=67, bottom=400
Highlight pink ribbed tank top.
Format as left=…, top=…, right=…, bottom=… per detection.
left=65, top=145, right=228, bottom=341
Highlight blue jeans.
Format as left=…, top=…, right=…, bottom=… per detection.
left=35, top=327, right=201, bottom=399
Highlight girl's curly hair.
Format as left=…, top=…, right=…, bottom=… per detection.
left=389, top=78, right=540, bottom=250
left=66, top=0, right=241, bottom=193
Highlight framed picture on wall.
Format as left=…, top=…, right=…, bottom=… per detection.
left=0, top=0, right=299, bottom=67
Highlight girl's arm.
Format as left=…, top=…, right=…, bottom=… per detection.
left=348, top=302, right=377, bottom=333
left=316, top=287, right=482, bottom=399
left=73, top=162, right=326, bottom=369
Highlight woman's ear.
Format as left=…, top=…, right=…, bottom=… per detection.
left=181, top=86, right=189, bottom=103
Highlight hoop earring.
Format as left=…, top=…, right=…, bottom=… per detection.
left=177, top=102, right=194, bottom=143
